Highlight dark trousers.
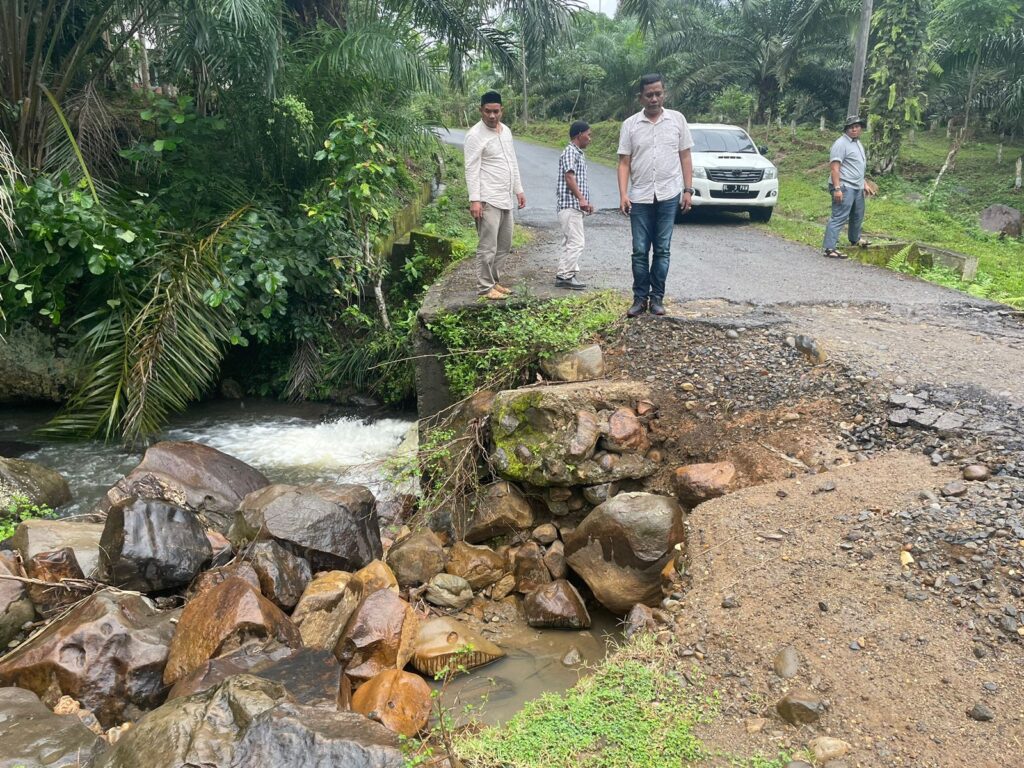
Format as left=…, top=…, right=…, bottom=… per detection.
left=629, top=195, right=679, bottom=301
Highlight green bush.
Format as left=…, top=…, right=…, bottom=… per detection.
left=428, top=292, right=624, bottom=398
left=1, top=495, right=57, bottom=541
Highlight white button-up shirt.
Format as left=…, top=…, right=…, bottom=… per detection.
left=618, top=109, right=694, bottom=203
left=463, top=120, right=523, bottom=211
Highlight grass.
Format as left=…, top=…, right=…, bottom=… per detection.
left=512, top=120, right=1024, bottom=308
left=452, top=635, right=790, bottom=768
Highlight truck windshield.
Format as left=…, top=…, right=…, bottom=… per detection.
left=691, top=129, right=758, bottom=154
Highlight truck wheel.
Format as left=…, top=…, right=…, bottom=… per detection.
left=750, top=207, right=773, bottom=222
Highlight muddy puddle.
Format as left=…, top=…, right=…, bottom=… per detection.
left=435, top=610, right=621, bottom=725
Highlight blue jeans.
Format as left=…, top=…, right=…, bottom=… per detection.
left=629, top=195, right=679, bottom=302
left=823, top=185, right=865, bottom=251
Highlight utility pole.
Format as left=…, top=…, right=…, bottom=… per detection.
left=847, top=0, right=874, bottom=119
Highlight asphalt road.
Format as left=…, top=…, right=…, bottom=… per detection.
left=440, top=127, right=983, bottom=307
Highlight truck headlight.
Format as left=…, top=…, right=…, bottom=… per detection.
left=763, top=167, right=778, bottom=180
left=693, top=166, right=707, bottom=179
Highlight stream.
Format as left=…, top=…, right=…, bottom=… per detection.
left=2, top=398, right=618, bottom=725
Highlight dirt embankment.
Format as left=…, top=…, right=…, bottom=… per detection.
left=608, top=309, right=1024, bottom=767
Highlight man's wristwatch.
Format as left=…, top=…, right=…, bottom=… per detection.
left=683, top=187, right=695, bottom=194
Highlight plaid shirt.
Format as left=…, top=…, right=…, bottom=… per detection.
left=557, top=143, right=589, bottom=211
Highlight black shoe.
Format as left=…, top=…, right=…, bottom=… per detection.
left=555, top=276, right=587, bottom=290
left=627, top=298, right=647, bottom=318
left=649, top=299, right=666, bottom=316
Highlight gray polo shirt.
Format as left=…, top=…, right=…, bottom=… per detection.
left=829, top=133, right=867, bottom=187
left=618, top=108, right=694, bottom=203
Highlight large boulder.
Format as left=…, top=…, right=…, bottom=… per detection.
left=92, top=674, right=289, bottom=768
left=564, top=492, right=685, bottom=613
left=410, top=617, right=504, bottom=677
left=168, top=646, right=345, bottom=707
left=292, top=571, right=365, bottom=653
left=0, top=456, right=71, bottom=510
left=444, top=541, right=506, bottom=589
left=248, top=540, right=312, bottom=611
left=0, top=686, right=103, bottom=767
left=524, top=579, right=591, bottom=629
left=101, top=440, right=269, bottom=532
left=490, top=381, right=657, bottom=486
left=0, top=551, right=34, bottom=648
left=385, top=528, right=446, bottom=587
left=338, top=588, right=419, bottom=683
left=351, top=669, right=432, bottom=737
left=7, top=520, right=103, bottom=578
left=465, top=481, right=534, bottom=543
left=98, top=498, right=212, bottom=592
left=164, top=577, right=302, bottom=685
left=672, top=461, right=736, bottom=507
left=230, top=483, right=382, bottom=571
left=979, top=203, right=1022, bottom=237
left=0, top=590, right=178, bottom=727
left=232, top=703, right=405, bottom=767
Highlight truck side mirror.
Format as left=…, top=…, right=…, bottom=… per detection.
left=759, top=145, right=769, bottom=156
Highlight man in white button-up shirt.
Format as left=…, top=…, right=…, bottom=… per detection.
left=617, top=73, right=694, bottom=318
left=463, top=91, right=526, bottom=300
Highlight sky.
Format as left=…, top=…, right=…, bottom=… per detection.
left=584, top=0, right=619, bottom=16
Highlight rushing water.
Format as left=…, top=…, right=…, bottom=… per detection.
left=1, top=400, right=415, bottom=516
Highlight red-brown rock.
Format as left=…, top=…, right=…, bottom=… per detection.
left=164, top=577, right=302, bottom=685
left=385, top=529, right=446, bottom=588
left=292, top=570, right=364, bottom=653
left=351, top=669, right=431, bottom=737
left=444, top=541, right=505, bottom=590
left=0, top=590, right=178, bottom=727
left=465, top=481, right=534, bottom=543
left=513, top=541, right=552, bottom=593
left=102, top=441, right=269, bottom=533
left=672, top=461, right=736, bottom=507
left=24, top=547, right=89, bottom=617
left=523, top=580, right=591, bottom=629
left=602, top=407, right=650, bottom=454
left=338, top=588, right=419, bottom=683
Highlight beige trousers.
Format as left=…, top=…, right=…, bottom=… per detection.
left=475, top=203, right=513, bottom=293
left=557, top=208, right=585, bottom=279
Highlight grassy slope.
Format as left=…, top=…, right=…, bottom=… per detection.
left=512, top=120, right=1024, bottom=307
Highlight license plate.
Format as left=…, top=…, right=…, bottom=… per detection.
left=723, top=184, right=749, bottom=192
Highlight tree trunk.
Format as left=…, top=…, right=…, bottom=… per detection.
left=847, top=0, right=874, bottom=118
left=365, top=235, right=391, bottom=331
left=962, top=49, right=981, bottom=136
left=520, top=45, right=529, bottom=125
left=138, top=32, right=150, bottom=90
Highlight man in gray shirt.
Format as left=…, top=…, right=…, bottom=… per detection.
left=823, top=115, right=875, bottom=258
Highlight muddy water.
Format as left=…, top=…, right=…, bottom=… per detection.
left=436, top=611, right=620, bottom=726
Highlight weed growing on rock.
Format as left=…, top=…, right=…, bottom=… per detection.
left=428, top=292, right=624, bottom=398
left=1, top=494, right=56, bottom=540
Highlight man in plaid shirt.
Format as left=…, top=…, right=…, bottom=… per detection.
left=555, top=121, right=594, bottom=290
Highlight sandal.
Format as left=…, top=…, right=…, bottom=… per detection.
left=823, top=249, right=847, bottom=259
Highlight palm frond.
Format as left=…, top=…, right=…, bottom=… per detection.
left=39, top=213, right=243, bottom=445
left=0, top=130, right=20, bottom=265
